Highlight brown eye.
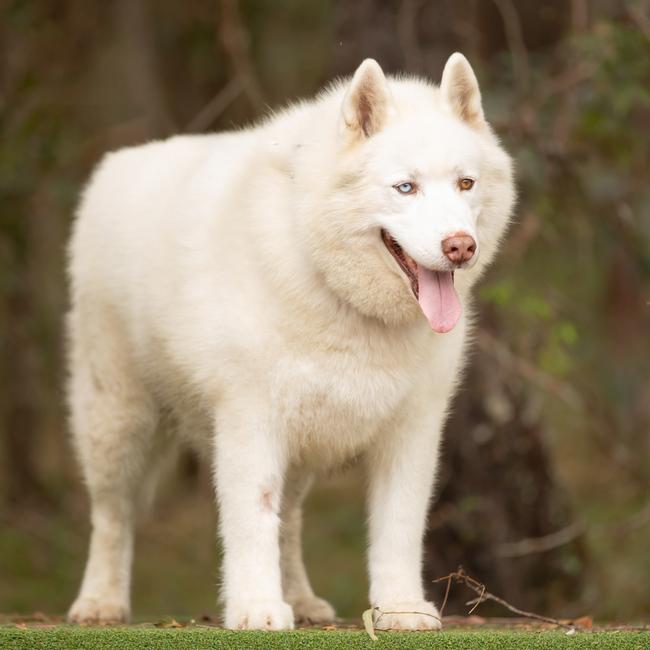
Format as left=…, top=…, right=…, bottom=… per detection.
left=458, top=177, right=475, bottom=191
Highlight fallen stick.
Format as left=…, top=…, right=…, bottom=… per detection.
left=433, top=568, right=574, bottom=630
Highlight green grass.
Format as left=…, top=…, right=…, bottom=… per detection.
left=1, top=627, right=649, bottom=649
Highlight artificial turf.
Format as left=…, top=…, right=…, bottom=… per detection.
left=2, top=627, right=649, bottom=649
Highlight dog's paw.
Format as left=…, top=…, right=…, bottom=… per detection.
left=373, top=600, right=442, bottom=631
left=225, top=599, right=294, bottom=630
left=68, top=597, right=129, bottom=625
left=290, top=595, right=336, bottom=624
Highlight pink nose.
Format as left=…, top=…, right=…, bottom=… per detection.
left=441, top=233, right=476, bottom=265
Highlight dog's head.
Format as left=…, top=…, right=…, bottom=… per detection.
left=306, top=55, right=515, bottom=332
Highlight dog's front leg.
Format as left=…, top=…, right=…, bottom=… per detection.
left=366, top=410, right=445, bottom=631
left=214, top=399, right=294, bottom=630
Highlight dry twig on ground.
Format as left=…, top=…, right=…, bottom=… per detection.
left=434, top=568, right=574, bottom=629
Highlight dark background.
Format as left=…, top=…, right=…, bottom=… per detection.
left=1, top=0, right=649, bottom=623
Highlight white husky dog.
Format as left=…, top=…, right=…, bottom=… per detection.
left=67, top=54, right=514, bottom=630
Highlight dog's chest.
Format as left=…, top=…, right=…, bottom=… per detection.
left=272, top=348, right=416, bottom=464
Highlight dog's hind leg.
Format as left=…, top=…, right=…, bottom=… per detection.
left=67, top=309, right=158, bottom=624
left=280, top=469, right=336, bottom=624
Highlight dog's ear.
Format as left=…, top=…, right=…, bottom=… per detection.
left=341, top=59, right=392, bottom=139
left=440, top=53, right=485, bottom=129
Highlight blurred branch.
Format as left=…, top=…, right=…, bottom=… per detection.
left=115, top=0, right=175, bottom=135
left=505, top=211, right=542, bottom=259
left=184, top=78, right=244, bottom=133
left=478, top=330, right=649, bottom=488
left=626, top=0, right=650, bottom=41
left=491, top=58, right=595, bottom=151
left=570, top=0, right=589, bottom=32
left=497, top=502, right=650, bottom=558
left=497, top=521, right=586, bottom=558
left=397, top=0, right=424, bottom=72
left=616, top=501, right=650, bottom=534
left=492, top=0, right=530, bottom=93
left=0, top=510, right=83, bottom=552
left=2, top=277, right=50, bottom=506
left=449, top=1, right=482, bottom=59
left=218, top=0, right=266, bottom=111
left=476, top=331, right=583, bottom=410
left=539, top=67, right=595, bottom=109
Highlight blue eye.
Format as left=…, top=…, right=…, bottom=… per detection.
left=395, top=182, right=415, bottom=195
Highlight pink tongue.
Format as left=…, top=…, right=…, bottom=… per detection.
left=417, top=266, right=461, bottom=333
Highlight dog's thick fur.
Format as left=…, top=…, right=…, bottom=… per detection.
left=67, top=54, right=514, bottom=630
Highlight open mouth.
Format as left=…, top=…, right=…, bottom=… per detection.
left=380, top=228, right=462, bottom=334
left=381, top=229, right=420, bottom=298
